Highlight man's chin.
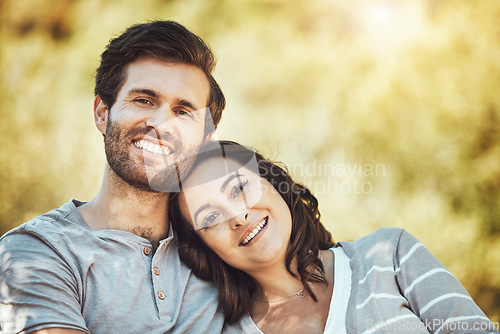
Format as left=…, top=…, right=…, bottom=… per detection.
left=107, top=144, right=199, bottom=193
left=116, top=175, right=180, bottom=193
left=145, top=175, right=182, bottom=193
left=141, top=164, right=180, bottom=192
left=145, top=155, right=197, bottom=193
left=108, top=164, right=180, bottom=193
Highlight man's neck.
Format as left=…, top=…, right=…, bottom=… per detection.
left=79, top=166, right=170, bottom=246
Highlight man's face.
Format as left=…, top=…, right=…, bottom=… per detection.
left=102, top=56, right=211, bottom=192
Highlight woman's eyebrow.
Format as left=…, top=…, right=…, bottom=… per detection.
left=220, top=173, right=243, bottom=192
left=192, top=172, right=244, bottom=225
left=194, top=203, right=210, bottom=226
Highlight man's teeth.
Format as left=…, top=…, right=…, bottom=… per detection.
left=133, top=140, right=171, bottom=155
left=241, top=217, right=268, bottom=245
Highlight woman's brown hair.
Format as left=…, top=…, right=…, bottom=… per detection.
left=169, top=140, right=334, bottom=323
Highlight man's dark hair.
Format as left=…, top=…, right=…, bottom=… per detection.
left=95, top=20, right=225, bottom=131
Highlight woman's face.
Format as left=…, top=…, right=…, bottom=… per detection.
left=179, top=157, right=292, bottom=273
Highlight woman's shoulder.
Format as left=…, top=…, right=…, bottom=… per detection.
left=335, top=227, right=405, bottom=251
left=334, top=227, right=422, bottom=269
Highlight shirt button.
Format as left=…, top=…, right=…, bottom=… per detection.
left=153, top=267, right=160, bottom=275
left=158, top=291, right=165, bottom=300
left=143, top=247, right=151, bottom=256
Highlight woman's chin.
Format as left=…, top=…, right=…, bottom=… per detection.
left=229, top=244, right=288, bottom=272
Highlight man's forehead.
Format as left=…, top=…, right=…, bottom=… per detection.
left=121, top=57, right=210, bottom=100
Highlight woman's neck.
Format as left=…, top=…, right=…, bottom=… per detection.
left=248, top=250, right=334, bottom=334
left=249, top=257, right=306, bottom=303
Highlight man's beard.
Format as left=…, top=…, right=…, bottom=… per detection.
left=104, top=119, right=200, bottom=193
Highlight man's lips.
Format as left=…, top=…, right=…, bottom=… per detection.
left=133, top=138, right=173, bottom=156
left=240, top=216, right=269, bottom=246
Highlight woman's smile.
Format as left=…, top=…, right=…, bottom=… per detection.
left=240, top=216, right=269, bottom=246
left=180, top=156, right=292, bottom=270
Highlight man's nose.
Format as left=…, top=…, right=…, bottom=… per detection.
left=145, top=106, right=175, bottom=132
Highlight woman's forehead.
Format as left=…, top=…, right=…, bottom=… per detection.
left=182, top=157, right=257, bottom=189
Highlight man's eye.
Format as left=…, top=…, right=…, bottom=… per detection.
left=135, top=98, right=152, bottom=105
left=175, top=109, right=192, bottom=117
left=231, top=180, right=249, bottom=199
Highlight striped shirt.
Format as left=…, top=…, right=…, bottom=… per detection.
left=339, top=227, right=498, bottom=334
left=235, top=227, right=499, bottom=333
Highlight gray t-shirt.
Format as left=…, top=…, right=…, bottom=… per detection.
left=0, top=200, right=246, bottom=333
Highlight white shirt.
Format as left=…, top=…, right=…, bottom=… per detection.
left=236, top=246, right=352, bottom=333
left=323, top=246, right=352, bottom=333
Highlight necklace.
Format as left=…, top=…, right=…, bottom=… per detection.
left=253, top=282, right=312, bottom=303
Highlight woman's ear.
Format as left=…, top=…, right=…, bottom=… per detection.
left=94, top=95, right=108, bottom=135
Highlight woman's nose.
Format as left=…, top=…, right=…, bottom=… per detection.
left=230, top=209, right=249, bottom=229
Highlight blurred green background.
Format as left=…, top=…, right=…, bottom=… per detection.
left=1, top=0, right=499, bottom=322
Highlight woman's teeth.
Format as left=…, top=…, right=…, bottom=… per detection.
left=241, top=217, right=268, bottom=246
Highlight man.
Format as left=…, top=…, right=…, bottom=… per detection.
left=0, top=21, right=243, bottom=333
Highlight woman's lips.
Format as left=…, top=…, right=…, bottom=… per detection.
left=240, top=216, right=268, bottom=246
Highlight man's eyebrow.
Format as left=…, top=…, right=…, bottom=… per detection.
left=127, top=91, right=202, bottom=111
left=177, top=98, right=201, bottom=111
left=128, top=88, right=159, bottom=99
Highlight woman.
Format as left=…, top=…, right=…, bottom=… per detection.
left=169, top=140, right=497, bottom=334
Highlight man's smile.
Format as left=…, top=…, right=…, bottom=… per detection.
left=133, top=139, right=173, bottom=156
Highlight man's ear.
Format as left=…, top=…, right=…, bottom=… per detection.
left=94, top=95, right=108, bottom=135
left=203, top=131, right=214, bottom=144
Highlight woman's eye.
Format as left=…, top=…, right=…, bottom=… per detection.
left=202, top=212, right=220, bottom=229
left=231, top=180, right=249, bottom=199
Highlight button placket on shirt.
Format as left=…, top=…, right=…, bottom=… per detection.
left=150, top=242, right=172, bottom=320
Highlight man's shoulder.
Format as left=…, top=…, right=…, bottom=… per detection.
left=1, top=199, right=90, bottom=247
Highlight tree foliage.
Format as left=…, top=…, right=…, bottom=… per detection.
left=1, top=0, right=499, bottom=321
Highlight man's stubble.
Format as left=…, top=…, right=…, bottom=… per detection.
left=104, top=118, right=200, bottom=193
